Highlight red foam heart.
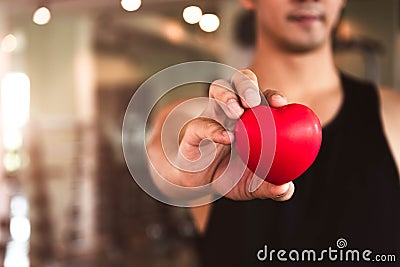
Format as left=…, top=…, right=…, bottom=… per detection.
left=234, top=104, right=322, bottom=185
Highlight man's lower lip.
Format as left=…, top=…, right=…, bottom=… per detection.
left=290, top=18, right=320, bottom=24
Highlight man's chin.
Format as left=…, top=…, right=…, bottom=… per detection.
left=280, top=38, right=326, bottom=54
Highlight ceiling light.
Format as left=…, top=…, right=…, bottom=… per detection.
left=1, top=34, right=17, bottom=53
left=121, top=0, right=142, bottom=12
left=199, top=14, right=220, bottom=33
left=183, top=6, right=202, bottom=24
left=33, top=6, right=51, bottom=25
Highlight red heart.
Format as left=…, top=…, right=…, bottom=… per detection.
left=234, top=104, right=322, bottom=185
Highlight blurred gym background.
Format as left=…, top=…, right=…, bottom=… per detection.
left=0, top=0, right=399, bottom=266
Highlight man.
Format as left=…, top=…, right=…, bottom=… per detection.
left=147, top=0, right=400, bottom=266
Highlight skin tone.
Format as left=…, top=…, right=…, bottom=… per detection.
left=147, top=0, right=400, bottom=233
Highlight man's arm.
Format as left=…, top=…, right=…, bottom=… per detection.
left=379, top=88, right=400, bottom=176
left=146, top=69, right=295, bottom=234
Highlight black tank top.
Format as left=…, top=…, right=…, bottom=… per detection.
left=196, top=73, right=400, bottom=266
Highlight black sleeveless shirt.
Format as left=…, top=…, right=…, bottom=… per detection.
left=196, top=73, right=400, bottom=266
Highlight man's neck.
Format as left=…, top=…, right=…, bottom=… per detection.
left=250, top=40, right=340, bottom=101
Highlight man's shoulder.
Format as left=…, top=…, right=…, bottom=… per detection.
left=378, top=87, right=400, bottom=174
left=379, top=87, right=400, bottom=113
left=378, top=87, right=400, bottom=129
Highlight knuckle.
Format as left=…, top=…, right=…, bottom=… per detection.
left=183, top=118, right=216, bottom=141
left=209, top=81, right=237, bottom=106
left=231, top=70, right=246, bottom=84
left=239, top=69, right=258, bottom=82
left=210, top=79, right=231, bottom=95
left=232, top=70, right=259, bottom=95
left=220, top=90, right=236, bottom=103
left=205, top=120, right=221, bottom=134
left=180, top=120, right=194, bottom=136
left=186, top=118, right=205, bottom=133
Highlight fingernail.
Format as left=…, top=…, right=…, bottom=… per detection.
left=271, top=94, right=285, bottom=105
left=244, top=89, right=260, bottom=107
left=227, top=99, right=243, bottom=116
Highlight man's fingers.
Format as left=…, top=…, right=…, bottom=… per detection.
left=270, top=182, right=295, bottom=201
left=251, top=181, right=295, bottom=201
left=176, top=118, right=233, bottom=173
left=209, top=79, right=244, bottom=120
left=208, top=70, right=288, bottom=120
left=263, top=89, right=288, bottom=108
left=231, top=69, right=261, bottom=108
left=181, top=118, right=233, bottom=147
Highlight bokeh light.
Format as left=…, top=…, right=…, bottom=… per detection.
left=199, top=14, right=220, bottom=33
left=1, top=34, right=17, bottom=53
left=10, top=216, right=31, bottom=242
left=121, top=0, right=142, bottom=12
left=1, top=72, right=31, bottom=129
left=164, top=21, right=185, bottom=43
left=183, top=6, right=202, bottom=24
left=10, top=196, right=29, bottom=217
left=3, top=129, right=23, bottom=151
left=3, top=152, right=22, bottom=172
left=33, top=7, right=51, bottom=25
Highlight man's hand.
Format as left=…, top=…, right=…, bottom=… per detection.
left=148, top=69, right=295, bottom=202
